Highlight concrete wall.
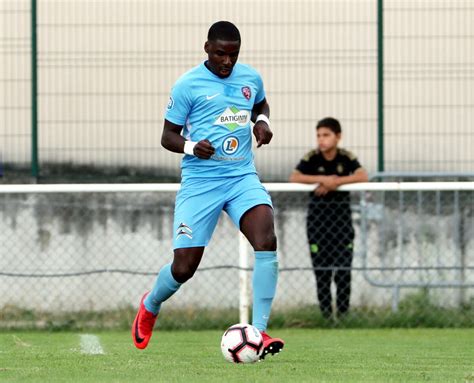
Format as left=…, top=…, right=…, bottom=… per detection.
left=1, top=191, right=472, bottom=311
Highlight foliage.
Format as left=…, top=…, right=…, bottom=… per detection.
left=1, top=291, right=473, bottom=331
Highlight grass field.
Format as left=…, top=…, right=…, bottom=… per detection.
left=0, top=329, right=473, bottom=383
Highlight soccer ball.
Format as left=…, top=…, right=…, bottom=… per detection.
left=220, top=323, right=264, bottom=363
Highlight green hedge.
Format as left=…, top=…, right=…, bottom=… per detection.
left=1, top=292, right=473, bottom=331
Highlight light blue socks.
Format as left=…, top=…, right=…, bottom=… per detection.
left=144, top=252, right=278, bottom=326
left=144, top=263, right=182, bottom=315
left=252, top=251, right=279, bottom=331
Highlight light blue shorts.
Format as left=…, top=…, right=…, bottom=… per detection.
left=172, top=173, right=273, bottom=249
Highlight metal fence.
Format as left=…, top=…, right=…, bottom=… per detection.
left=1, top=182, right=473, bottom=328
left=1, top=0, right=473, bottom=181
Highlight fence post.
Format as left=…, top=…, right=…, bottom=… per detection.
left=392, top=285, right=400, bottom=312
left=239, top=233, right=250, bottom=324
left=377, top=0, right=384, bottom=172
left=453, top=191, right=466, bottom=306
left=31, top=0, right=39, bottom=179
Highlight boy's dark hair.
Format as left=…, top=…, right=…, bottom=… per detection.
left=316, top=117, right=342, bottom=134
left=208, top=21, right=241, bottom=42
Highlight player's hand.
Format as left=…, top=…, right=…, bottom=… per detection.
left=194, top=139, right=215, bottom=159
left=253, top=121, right=273, bottom=148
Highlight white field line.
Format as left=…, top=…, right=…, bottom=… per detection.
left=80, top=334, right=104, bottom=355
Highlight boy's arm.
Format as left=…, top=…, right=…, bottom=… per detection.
left=333, top=167, right=369, bottom=187
left=312, top=167, right=368, bottom=196
left=321, top=167, right=369, bottom=191
left=288, top=170, right=333, bottom=185
left=289, top=167, right=369, bottom=195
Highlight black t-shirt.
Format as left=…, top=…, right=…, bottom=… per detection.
left=295, top=148, right=362, bottom=231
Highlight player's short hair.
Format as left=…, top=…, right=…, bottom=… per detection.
left=207, top=21, right=241, bottom=42
left=316, top=117, right=342, bottom=134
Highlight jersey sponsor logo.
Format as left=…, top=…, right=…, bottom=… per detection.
left=167, top=97, right=174, bottom=110
left=241, top=86, right=251, bottom=100
left=212, top=155, right=245, bottom=161
left=206, top=93, right=220, bottom=100
left=222, top=136, right=239, bottom=155
left=214, top=106, right=250, bottom=131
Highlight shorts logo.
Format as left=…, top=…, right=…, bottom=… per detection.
left=241, top=86, right=251, bottom=100
left=222, top=136, right=239, bottom=155
left=176, top=222, right=192, bottom=239
left=167, top=97, right=174, bottom=110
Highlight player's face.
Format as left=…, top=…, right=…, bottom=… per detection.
left=317, top=127, right=340, bottom=153
left=204, top=39, right=240, bottom=78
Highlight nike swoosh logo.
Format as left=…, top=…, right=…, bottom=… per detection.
left=206, top=93, right=220, bottom=100
left=134, top=315, right=145, bottom=343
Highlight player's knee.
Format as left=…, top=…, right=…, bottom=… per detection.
left=171, top=263, right=197, bottom=283
left=252, top=232, right=277, bottom=251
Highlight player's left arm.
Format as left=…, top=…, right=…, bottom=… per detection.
left=251, top=98, right=272, bottom=148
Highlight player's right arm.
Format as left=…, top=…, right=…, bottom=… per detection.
left=161, top=119, right=215, bottom=159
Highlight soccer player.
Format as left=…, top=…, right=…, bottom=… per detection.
left=132, top=21, right=284, bottom=358
left=289, top=117, right=368, bottom=320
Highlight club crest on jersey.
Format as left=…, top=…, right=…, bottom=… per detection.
left=214, top=106, right=250, bottom=131
left=176, top=222, right=192, bottom=239
left=241, top=86, right=251, bottom=100
left=222, top=136, right=239, bottom=155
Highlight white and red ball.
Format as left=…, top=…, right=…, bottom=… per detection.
left=220, top=323, right=264, bottom=363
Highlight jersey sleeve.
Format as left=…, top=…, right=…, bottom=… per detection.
left=164, top=80, right=193, bottom=126
left=295, top=151, right=315, bottom=174
left=254, top=72, right=266, bottom=104
left=295, top=150, right=317, bottom=174
left=296, top=159, right=312, bottom=175
left=348, top=157, right=362, bottom=173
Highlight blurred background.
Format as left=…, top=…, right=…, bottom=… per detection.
left=1, top=0, right=472, bottom=182
left=0, top=0, right=473, bottom=330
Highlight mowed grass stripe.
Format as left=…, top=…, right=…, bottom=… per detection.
left=0, top=329, right=472, bottom=383
left=79, top=334, right=104, bottom=355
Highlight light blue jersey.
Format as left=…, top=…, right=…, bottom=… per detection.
left=165, top=62, right=265, bottom=179
left=144, top=56, right=278, bottom=335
